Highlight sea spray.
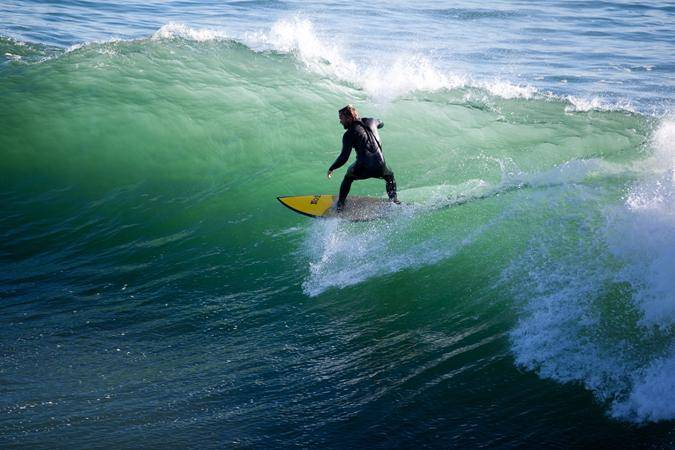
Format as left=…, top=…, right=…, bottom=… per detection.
left=507, top=118, right=675, bottom=423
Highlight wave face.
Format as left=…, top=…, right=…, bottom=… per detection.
left=1, top=11, right=674, bottom=449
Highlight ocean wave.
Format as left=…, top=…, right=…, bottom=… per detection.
left=0, top=35, right=61, bottom=64
left=1, top=20, right=655, bottom=116
left=239, top=17, right=529, bottom=102
left=301, top=206, right=503, bottom=297
left=606, top=119, right=675, bottom=328
left=229, top=18, right=648, bottom=112
left=237, top=18, right=653, bottom=112
left=302, top=153, right=632, bottom=298
left=506, top=117, right=675, bottom=423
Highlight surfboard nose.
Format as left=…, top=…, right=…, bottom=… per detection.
left=277, top=195, right=335, bottom=218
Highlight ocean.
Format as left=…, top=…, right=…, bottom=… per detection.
left=1, top=1, right=674, bottom=447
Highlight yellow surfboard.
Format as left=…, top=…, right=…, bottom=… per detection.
left=277, top=195, right=397, bottom=221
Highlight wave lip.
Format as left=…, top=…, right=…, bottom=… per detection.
left=564, top=95, right=636, bottom=113
left=478, top=79, right=537, bottom=99
left=152, top=22, right=229, bottom=42
left=6, top=19, right=652, bottom=115
left=238, top=18, right=539, bottom=102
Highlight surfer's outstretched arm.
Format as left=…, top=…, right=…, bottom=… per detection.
left=328, top=133, right=352, bottom=173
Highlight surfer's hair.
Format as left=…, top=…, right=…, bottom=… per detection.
left=339, top=104, right=359, bottom=120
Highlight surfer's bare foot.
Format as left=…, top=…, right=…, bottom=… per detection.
left=336, top=203, right=345, bottom=213
left=390, top=198, right=401, bottom=205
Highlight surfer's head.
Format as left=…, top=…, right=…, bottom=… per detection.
left=339, top=104, right=359, bottom=129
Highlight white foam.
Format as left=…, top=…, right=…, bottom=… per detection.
left=261, top=18, right=334, bottom=61
left=242, top=17, right=464, bottom=100
left=605, top=119, right=675, bottom=328
left=611, top=347, right=675, bottom=422
left=301, top=202, right=504, bottom=297
left=142, top=20, right=643, bottom=112
left=305, top=158, right=624, bottom=298
left=243, top=17, right=356, bottom=79
left=652, top=118, right=675, bottom=167
left=506, top=119, right=675, bottom=423
left=239, top=18, right=550, bottom=102
left=505, top=200, right=661, bottom=422
left=4, top=52, right=22, bottom=61
left=359, top=56, right=467, bottom=100
left=402, top=179, right=491, bottom=208
left=479, top=79, right=537, bottom=99
left=508, top=158, right=625, bottom=189
left=152, top=22, right=229, bottom=42
left=564, top=95, right=636, bottom=113
left=299, top=163, right=584, bottom=298
left=66, top=42, right=87, bottom=53
left=61, top=38, right=126, bottom=60
left=505, top=196, right=622, bottom=384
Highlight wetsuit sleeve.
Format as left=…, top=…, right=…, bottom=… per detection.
left=329, top=132, right=352, bottom=171
left=364, top=117, right=384, bottom=129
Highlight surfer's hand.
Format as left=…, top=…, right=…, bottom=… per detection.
left=327, top=170, right=333, bottom=179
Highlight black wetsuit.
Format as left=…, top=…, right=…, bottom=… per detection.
left=328, top=118, right=397, bottom=207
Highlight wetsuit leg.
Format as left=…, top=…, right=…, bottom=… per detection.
left=338, top=174, right=355, bottom=208
left=382, top=165, right=398, bottom=201
left=337, top=164, right=364, bottom=209
left=337, top=164, right=397, bottom=210
left=384, top=174, right=397, bottom=200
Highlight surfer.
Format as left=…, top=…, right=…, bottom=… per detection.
left=327, top=105, right=399, bottom=212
